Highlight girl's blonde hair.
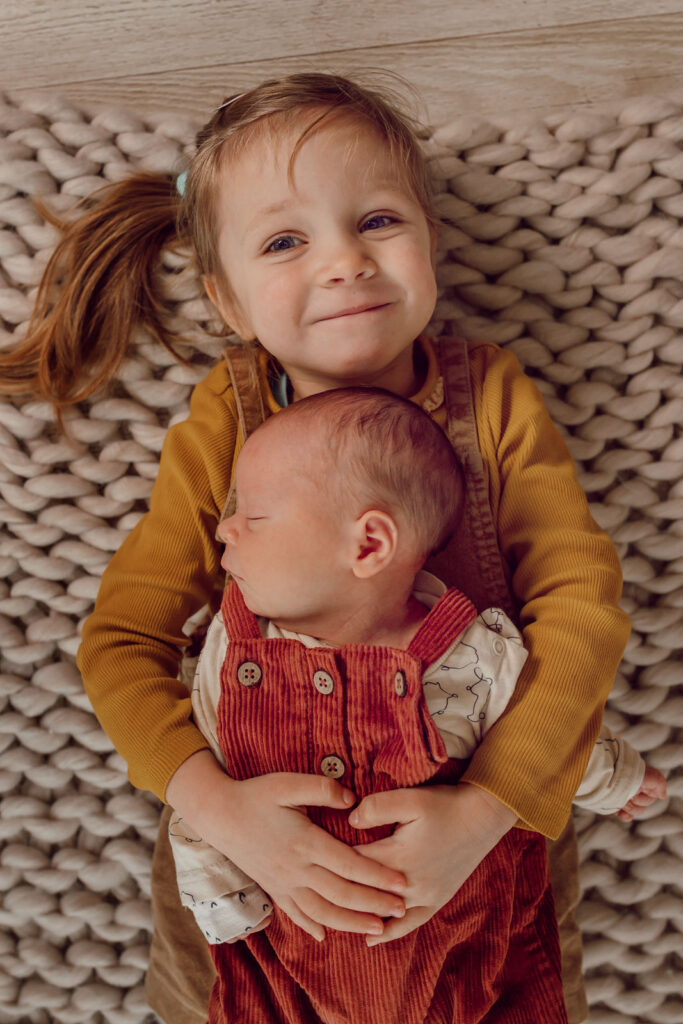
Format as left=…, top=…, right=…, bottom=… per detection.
left=0, top=72, right=437, bottom=415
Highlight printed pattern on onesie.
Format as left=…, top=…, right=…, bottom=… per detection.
left=422, top=607, right=527, bottom=759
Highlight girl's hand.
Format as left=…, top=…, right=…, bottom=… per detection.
left=615, top=765, right=667, bottom=822
left=166, top=752, right=407, bottom=941
left=349, top=782, right=517, bottom=946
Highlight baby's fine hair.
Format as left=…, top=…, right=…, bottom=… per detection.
left=271, top=387, right=464, bottom=559
left=0, top=72, right=437, bottom=418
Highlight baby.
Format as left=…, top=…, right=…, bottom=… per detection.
left=170, top=386, right=665, bottom=1019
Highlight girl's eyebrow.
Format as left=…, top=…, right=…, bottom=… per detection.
left=245, top=185, right=413, bottom=241
left=247, top=199, right=296, bottom=233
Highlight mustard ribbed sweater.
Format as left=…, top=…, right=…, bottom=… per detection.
left=77, top=338, right=630, bottom=839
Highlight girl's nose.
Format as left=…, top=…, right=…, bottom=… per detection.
left=321, top=235, right=376, bottom=285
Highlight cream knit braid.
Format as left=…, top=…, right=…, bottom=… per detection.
left=0, top=90, right=681, bottom=1024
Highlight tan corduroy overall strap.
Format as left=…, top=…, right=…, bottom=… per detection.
left=424, top=336, right=515, bottom=619
left=222, top=336, right=515, bottom=619
left=224, top=342, right=268, bottom=442
left=219, top=343, right=268, bottom=524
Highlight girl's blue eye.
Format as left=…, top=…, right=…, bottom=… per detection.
left=362, top=214, right=394, bottom=231
left=266, top=236, right=301, bottom=253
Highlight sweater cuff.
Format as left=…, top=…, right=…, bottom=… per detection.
left=129, top=732, right=211, bottom=804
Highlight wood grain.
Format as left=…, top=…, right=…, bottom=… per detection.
left=7, top=12, right=683, bottom=124
left=4, top=0, right=683, bottom=87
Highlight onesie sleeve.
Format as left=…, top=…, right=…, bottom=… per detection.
left=77, top=362, right=239, bottom=800
left=573, top=725, right=645, bottom=814
left=168, top=611, right=272, bottom=944
left=462, top=342, right=631, bottom=838
left=423, top=607, right=527, bottom=759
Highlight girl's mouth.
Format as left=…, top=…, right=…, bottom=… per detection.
left=318, top=302, right=391, bottom=321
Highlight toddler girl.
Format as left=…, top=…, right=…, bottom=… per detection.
left=0, top=73, right=632, bottom=1023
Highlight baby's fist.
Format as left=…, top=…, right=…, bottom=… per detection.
left=616, top=766, right=667, bottom=822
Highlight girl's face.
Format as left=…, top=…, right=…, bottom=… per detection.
left=206, top=117, right=438, bottom=399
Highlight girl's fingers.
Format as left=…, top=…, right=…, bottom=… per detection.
left=352, top=835, right=400, bottom=867
left=307, top=828, right=407, bottom=895
left=276, top=896, right=326, bottom=942
left=285, top=888, right=387, bottom=936
left=365, top=905, right=431, bottom=946
left=350, top=789, right=419, bottom=830
left=305, top=865, right=406, bottom=919
left=278, top=773, right=356, bottom=810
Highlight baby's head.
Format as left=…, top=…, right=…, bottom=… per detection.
left=180, top=73, right=440, bottom=396
left=218, top=388, right=463, bottom=630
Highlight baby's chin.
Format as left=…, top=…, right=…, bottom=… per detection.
left=233, top=580, right=271, bottom=619
left=232, top=579, right=319, bottom=633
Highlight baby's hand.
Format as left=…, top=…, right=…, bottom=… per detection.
left=615, top=766, right=667, bottom=822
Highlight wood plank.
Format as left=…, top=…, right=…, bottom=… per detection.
left=8, top=15, right=683, bottom=124
left=3, top=0, right=683, bottom=89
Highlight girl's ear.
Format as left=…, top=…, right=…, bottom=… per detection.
left=351, top=510, right=399, bottom=579
left=202, top=274, right=256, bottom=341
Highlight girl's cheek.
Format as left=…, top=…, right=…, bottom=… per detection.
left=255, top=275, right=296, bottom=324
left=386, top=236, right=434, bottom=274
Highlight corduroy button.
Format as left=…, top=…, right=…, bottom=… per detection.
left=492, top=638, right=506, bottom=656
left=394, top=670, right=407, bottom=697
left=237, top=661, right=262, bottom=687
left=320, top=755, right=345, bottom=779
left=313, top=669, right=334, bottom=695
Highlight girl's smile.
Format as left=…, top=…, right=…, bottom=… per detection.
left=206, top=115, right=438, bottom=398
left=314, top=301, right=393, bottom=322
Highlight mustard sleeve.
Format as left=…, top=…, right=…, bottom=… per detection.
left=77, top=363, right=237, bottom=801
left=462, top=343, right=631, bottom=838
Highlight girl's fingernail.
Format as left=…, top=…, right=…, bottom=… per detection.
left=392, top=905, right=405, bottom=918
left=368, top=922, right=383, bottom=935
left=343, top=791, right=354, bottom=805
left=349, top=811, right=359, bottom=826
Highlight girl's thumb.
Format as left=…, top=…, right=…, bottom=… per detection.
left=349, top=790, right=409, bottom=829
left=283, top=773, right=356, bottom=808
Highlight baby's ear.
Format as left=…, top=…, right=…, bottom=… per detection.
left=351, top=510, right=398, bottom=579
left=202, top=275, right=255, bottom=341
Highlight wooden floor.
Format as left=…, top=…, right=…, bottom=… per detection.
left=3, top=0, right=683, bottom=126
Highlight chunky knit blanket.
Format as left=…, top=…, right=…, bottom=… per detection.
left=0, top=90, right=681, bottom=1024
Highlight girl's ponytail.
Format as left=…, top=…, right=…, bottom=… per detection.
left=0, top=173, right=184, bottom=415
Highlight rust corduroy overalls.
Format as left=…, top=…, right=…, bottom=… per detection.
left=208, top=581, right=567, bottom=1024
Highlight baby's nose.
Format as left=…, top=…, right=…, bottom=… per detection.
left=218, top=517, right=238, bottom=544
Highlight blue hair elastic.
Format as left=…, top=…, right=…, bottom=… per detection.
left=176, top=170, right=188, bottom=197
